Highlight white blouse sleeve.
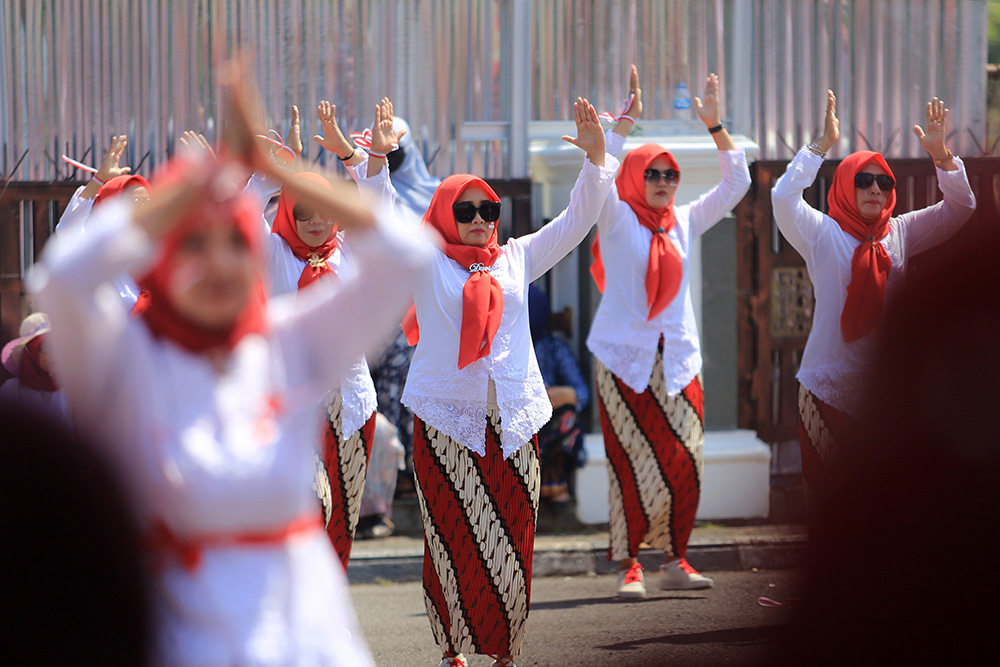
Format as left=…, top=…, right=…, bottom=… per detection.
left=513, top=155, right=620, bottom=283
left=686, top=148, right=752, bottom=238
left=894, top=158, right=977, bottom=256
left=271, top=204, right=435, bottom=398
left=347, top=150, right=399, bottom=212
left=27, top=201, right=154, bottom=409
left=55, top=186, right=95, bottom=234
left=770, top=147, right=827, bottom=258
left=605, top=129, right=627, bottom=159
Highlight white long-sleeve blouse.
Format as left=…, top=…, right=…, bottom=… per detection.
left=244, top=168, right=390, bottom=437
left=400, top=155, right=620, bottom=457
left=586, top=132, right=752, bottom=396
left=56, top=186, right=141, bottom=308
left=771, top=146, right=976, bottom=416
left=28, top=197, right=433, bottom=665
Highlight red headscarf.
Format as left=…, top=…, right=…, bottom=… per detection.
left=94, top=174, right=151, bottom=208
left=135, top=160, right=267, bottom=354
left=590, top=143, right=684, bottom=321
left=403, top=174, right=504, bottom=369
left=827, top=151, right=896, bottom=342
left=270, top=172, right=340, bottom=290
left=19, top=335, right=58, bottom=392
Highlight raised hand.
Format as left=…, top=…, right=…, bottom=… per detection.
left=178, top=130, right=216, bottom=159
left=285, top=105, right=303, bottom=157
left=561, top=98, right=606, bottom=167
left=96, top=135, right=131, bottom=182
left=626, top=64, right=642, bottom=120
left=817, top=90, right=840, bottom=153
left=80, top=135, right=132, bottom=198
left=369, top=97, right=406, bottom=156
left=694, top=73, right=722, bottom=128
left=913, top=97, right=953, bottom=166
left=312, top=100, right=357, bottom=161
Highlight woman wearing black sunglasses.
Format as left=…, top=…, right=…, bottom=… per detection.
left=771, top=91, right=975, bottom=515
left=587, top=69, right=752, bottom=599
left=386, top=98, right=616, bottom=667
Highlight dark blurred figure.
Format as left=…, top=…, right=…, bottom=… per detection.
left=776, top=220, right=1000, bottom=665
left=528, top=285, right=590, bottom=511
left=0, top=402, right=151, bottom=665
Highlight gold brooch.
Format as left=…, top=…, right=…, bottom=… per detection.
left=307, top=253, right=326, bottom=268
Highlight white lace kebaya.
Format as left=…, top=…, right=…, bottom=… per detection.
left=587, top=131, right=752, bottom=396
left=771, top=146, right=976, bottom=417
left=401, top=155, right=620, bottom=458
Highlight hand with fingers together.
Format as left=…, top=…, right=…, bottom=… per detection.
left=561, top=97, right=606, bottom=167
left=914, top=97, right=957, bottom=171
left=285, top=105, right=303, bottom=158
left=313, top=100, right=360, bottom=164
left=81, top=135, right=132, bottom=199
left=813, top=89, right=840, bottom=156
left=367, top=97, right=407, bottom=178
left=612, top=64, right=643, bottom=138
left=694, top=73, right=737, bottom=151
left=178, top=131, right=216, bottom=160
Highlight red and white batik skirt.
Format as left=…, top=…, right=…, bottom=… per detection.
left=412, top=410, right=540, bottom=657
left=596, top=343, right=705, bottom=562
left=314, top=391, right=376, bottom=571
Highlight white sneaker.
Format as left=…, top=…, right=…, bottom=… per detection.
left=490, top=657, right=517, bottom=667
left=659, top=558, right=714, bottom=590
left=439, top=655, right=468, bottom=667
left=617, top=562, right=647, bottom=598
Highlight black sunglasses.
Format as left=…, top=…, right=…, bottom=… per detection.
left=644, top=168, right=680, bottom=184
left=453, top=201, right=501, bottom=224
left=854, top=173, right=895, bottom=192
left=292, top=203, right=315, bottom=221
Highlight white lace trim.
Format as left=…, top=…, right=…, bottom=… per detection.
left=326, top=356, right=377, bottom=436
left=588, top=338, right=702, bottom=396
left=403, top=372, right=550, bottom=459
left=797, top=369, right=864, bottom=418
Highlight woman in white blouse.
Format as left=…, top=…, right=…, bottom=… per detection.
left=587, top=69, right=752, bottom=598
left=243, top=99, right=405, bottom=570
left=28, top=77, right=434, bottom=666
left=771, top=91, right=975, bottom=514
left=399, top=98, right=617, bottom=667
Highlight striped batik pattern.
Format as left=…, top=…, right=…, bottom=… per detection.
left=320, top=391, right=377, bottom=570
left=797, top=385, right=859, bottom=503
left=596, top=345, right=705, bottom=562
left=412, top=410, right=540, bottom=658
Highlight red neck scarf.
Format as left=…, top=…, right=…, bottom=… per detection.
left=827, top=151, right=896, bottom=342
left=94, top=174, right=151, bottom=208
left=590, top=143, right=683, bottom=320
left=271, top=172, right=340, bottom=290
left=19, top=335, right=58, bottom=392
left=403, top=174, right=504, bottom=369
left=136, top=162, right=267, bottom=354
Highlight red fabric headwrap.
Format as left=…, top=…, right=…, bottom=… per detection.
left=19, top=335, right=58, bottom=392
left=135, top=159, right=268, bottom=354
left=271, top=172, right=340, bottom=290
left=590, top=143, right=683, bottom=320
left=403, top=174, right=504, bottom=369
left=827, top=151, right=896, bottom=342
left=94, top=174, right=152, bottom=208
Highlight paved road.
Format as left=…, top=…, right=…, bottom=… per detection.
left=351, top=569, right=803, bottom=667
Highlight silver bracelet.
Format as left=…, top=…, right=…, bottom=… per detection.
left=806, top=142, right=827, bottom=158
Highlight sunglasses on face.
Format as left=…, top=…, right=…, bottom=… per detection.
left=644, top=168, right=680, bottom=184
left=854, top=173, right=895, bottom=192
left=453, top=201, right=501, bottom=224
left=293, top=203, right=316, bottom=222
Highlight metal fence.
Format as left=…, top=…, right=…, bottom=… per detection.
left=1, top=0, right=988, bottom=185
